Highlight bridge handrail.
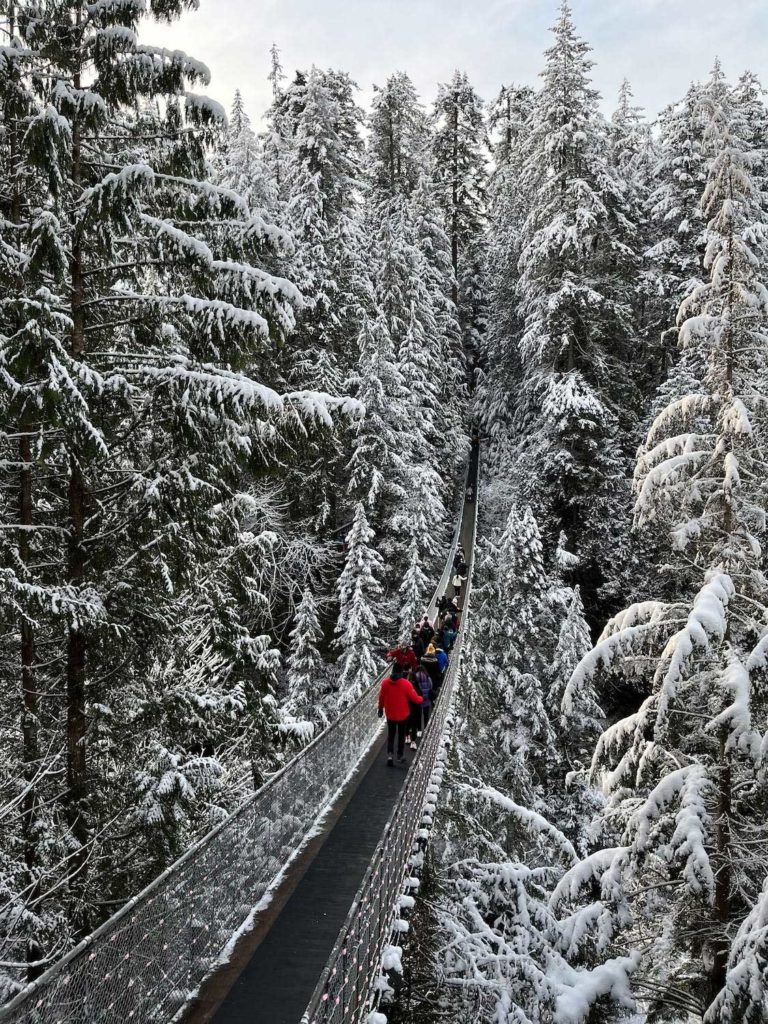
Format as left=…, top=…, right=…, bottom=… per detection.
left=301, top=445, right=479, bottom=1024
left=0, top=470, right=469, bottom=1024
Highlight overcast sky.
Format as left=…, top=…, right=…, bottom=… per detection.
left=151, top=0, right=767, bottom=125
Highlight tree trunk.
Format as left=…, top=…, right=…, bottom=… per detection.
left=9, top=0, right=45, bottom=977
left=709, top=731, right=732, bottom=1007
left=66, top=21, right=91, bottom=936
left=505, top=88, right=512, bottom=158
left=451, top=91, right=459, bottom=310
left=20, top=430, right=44, bottom=980
left=389, top=111, right=396, bottom=192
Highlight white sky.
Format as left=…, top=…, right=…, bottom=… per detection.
left=151, top=0, right=768, bottom=125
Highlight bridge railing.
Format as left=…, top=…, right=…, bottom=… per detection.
left=0, top=478, right=468, bottom=1024
left=301, top=450, right=479, bottom=1024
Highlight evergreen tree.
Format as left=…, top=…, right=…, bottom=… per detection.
left=346, top=311, right=409, bottom=517
left=489, top=507, right=556, bottom=798
left=733, top=71, right=768, bottom=202
left=432, top=70, right=488, bottom=366
left=384, top=197, right=442, bottom=448
left=264, top=42, right=287, bottom=191
left=369, top=71, right=430, bottom=199
left=0, top=0, right=51, bottom=983
left=334, top=503, right=385, bottom=705
left=398, top=537, right=429, bottom=643
left=286, top=588, right=327, bottom=729
left=476, top=83, right=534, bottom=443
left=513, top=1, right=638, bottom=620
left=610, top=79, right=660, bottom=391
left=646, top=80, right=709, bottom=374
left=408, top=173, right=467, bottom=471
left=276, top=66, right=369, bottom=530
left=362, top=75, right=465, bottom=574
left=497, top=505, right=550, bottom=647
left=282, top=65, right=366, bottom=386
left=549, top=586, right=601, bottom=763
left=635, top=78, right=768, bottom=598
left=213, top=89, right=275, bottom=212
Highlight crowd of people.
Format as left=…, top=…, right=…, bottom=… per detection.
left=377, top=545, right=468, bottom=766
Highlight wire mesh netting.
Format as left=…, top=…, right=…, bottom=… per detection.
left=0, top=684, right=382, bottom=1024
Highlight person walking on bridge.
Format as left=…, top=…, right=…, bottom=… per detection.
left=408, top=665, right=433, bottom=748
left=447, top=598, right=461, bottom=629
left=434, top=637, right=449, bottom=686
left=452, top=568, right=467, bottom=604
left=378, top=665, right=423, bottom=766
left=442, top=619, right=457, bottom=652
left=418, top=615, right=435, bottom=644
left=421, top=642, right=441, bottom=695
left=411, top=629, right=426, bottom=661
left=386, top=644, right=418, bottom=672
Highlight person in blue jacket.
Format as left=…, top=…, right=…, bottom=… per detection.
left=433, top=638, right=449, bottom=690
left=442, top=622, right=457, bottom=652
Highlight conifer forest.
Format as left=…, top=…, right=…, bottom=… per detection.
left=1, top=1, right=767, bottom=1022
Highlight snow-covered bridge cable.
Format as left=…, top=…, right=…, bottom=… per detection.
left=0, top=472, right=470, bottom=1024
left=301, top=445, right=479, bottom=1024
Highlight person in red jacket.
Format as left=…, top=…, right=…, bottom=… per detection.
left=378, top=665, right=423, bottom=766
left=386, top=645, right=418, bottom=672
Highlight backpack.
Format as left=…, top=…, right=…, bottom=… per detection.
left=415, top=670, right=431, bottom=699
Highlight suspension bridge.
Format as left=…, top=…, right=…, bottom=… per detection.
left=0, top=443, right=480, bottom=1024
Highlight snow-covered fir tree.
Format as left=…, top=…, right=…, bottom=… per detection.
left=646, top=80, right=709, bottom=375
left=369, top=71, right=431, bottom=198
left=550, top=586, right=601, bottom=761
left=285, top=587, right=327, bottom=731
left=213, top=89, right=275, bottom=212
left=280, top=66, right=367, bottom=394
left=476, top=82, right=534, bottom=444
left=409, top=172, right=469, bottom=467
left=346, top=311, right=409, bottom=517
left=512, top=2, right=640, bottom=620
left=609, top=80, right=661, bottom=393
left=432, top=70, right=488, bottom=365
left=263, top=42, right=288, bottom=192
left=334, top=503, right=385, bottom=705
left=398, top=537, right=430, bottom=643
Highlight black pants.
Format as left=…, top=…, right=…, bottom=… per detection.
left=387, top=718, right=407, bottom=759
left=426, top=664, right=441, bottom=695
left=408, top=703, right=431, bottom=740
